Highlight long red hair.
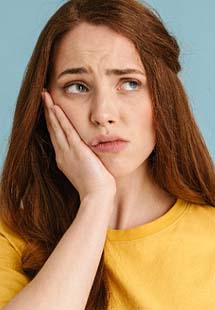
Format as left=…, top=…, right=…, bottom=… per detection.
left=1, top=0, right=215, bottom=309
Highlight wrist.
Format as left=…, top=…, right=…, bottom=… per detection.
left=80, top=192, right=115, bottom=214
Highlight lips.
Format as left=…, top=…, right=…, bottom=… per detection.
left=89, top=134, right=128, bottom=147
left=91, top=140, right=128, bottom=153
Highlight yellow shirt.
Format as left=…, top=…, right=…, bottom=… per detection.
left=0, top=219, right=30, bottom=308
left=104, top=198, right=215, bottom=309
left=0, top=198, right=215, bottom=309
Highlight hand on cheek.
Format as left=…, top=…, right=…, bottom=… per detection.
left=41, top=90, right=116, bottom=201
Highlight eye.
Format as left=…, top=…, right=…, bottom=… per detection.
left=121, top=80, right=141, bottom=91
left=64, top=82, right=88, bottom=94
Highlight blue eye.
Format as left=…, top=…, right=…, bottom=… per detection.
left=121, top=80, right=140, bottom=91
left=64, top=83, right=88, bottom=94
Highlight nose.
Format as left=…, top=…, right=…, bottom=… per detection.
left=90, top=90, right=118, bottom=127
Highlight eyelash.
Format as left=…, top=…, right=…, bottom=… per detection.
left=63, top=79, right=142, bottom=94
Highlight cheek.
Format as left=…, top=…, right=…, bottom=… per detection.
left=60, top=103, right=77, bottom=120
left=136, top=104, right=156, bottom=151
left=63, top=105, right=85, bottom=135
left=50, top=91, right=85, bottom=132
left=139, top=103, right=154, bottom=132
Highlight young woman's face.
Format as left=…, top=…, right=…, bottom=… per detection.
left=48, top=22, right=156, bottom=177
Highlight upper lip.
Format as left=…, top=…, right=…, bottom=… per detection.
left=89, top=134, right=128, bottom=146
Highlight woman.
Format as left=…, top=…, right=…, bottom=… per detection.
left=0, top=0, right=215, bottom=309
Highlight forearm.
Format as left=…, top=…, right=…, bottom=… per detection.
left=3, top=194, right=114, bottom=310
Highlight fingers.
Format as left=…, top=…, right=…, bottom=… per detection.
left=42, top=91, right=69, bottom=151
left=52, top=104, right=81, bottom=146
left=42, top=90, right=82, bottom=151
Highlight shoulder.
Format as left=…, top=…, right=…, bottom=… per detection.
left=184, top=200, right=215, bottom=230
left=187, top=200, right=215, bottom=217
left=0, top=219, right=30, bottom=308
left=0, top=218, right=27, bottom=257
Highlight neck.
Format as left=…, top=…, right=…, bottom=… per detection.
left=108, top=163, right=176, bottom=229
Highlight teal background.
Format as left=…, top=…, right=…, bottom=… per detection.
left=0, top=0, right=214, bottom=172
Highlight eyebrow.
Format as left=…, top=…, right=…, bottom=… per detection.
left=57, top=67, right=146, bottom=79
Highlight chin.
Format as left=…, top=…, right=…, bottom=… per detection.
left=101, top=157, right=148, bottom=179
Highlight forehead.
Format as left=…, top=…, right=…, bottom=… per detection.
left=51, top=22, right=144, bottom=73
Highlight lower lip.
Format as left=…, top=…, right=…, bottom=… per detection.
left=91, top=140, right=128, bottom=153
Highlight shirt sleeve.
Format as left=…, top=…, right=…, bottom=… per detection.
left=0, top=222, right=30, bottom=308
